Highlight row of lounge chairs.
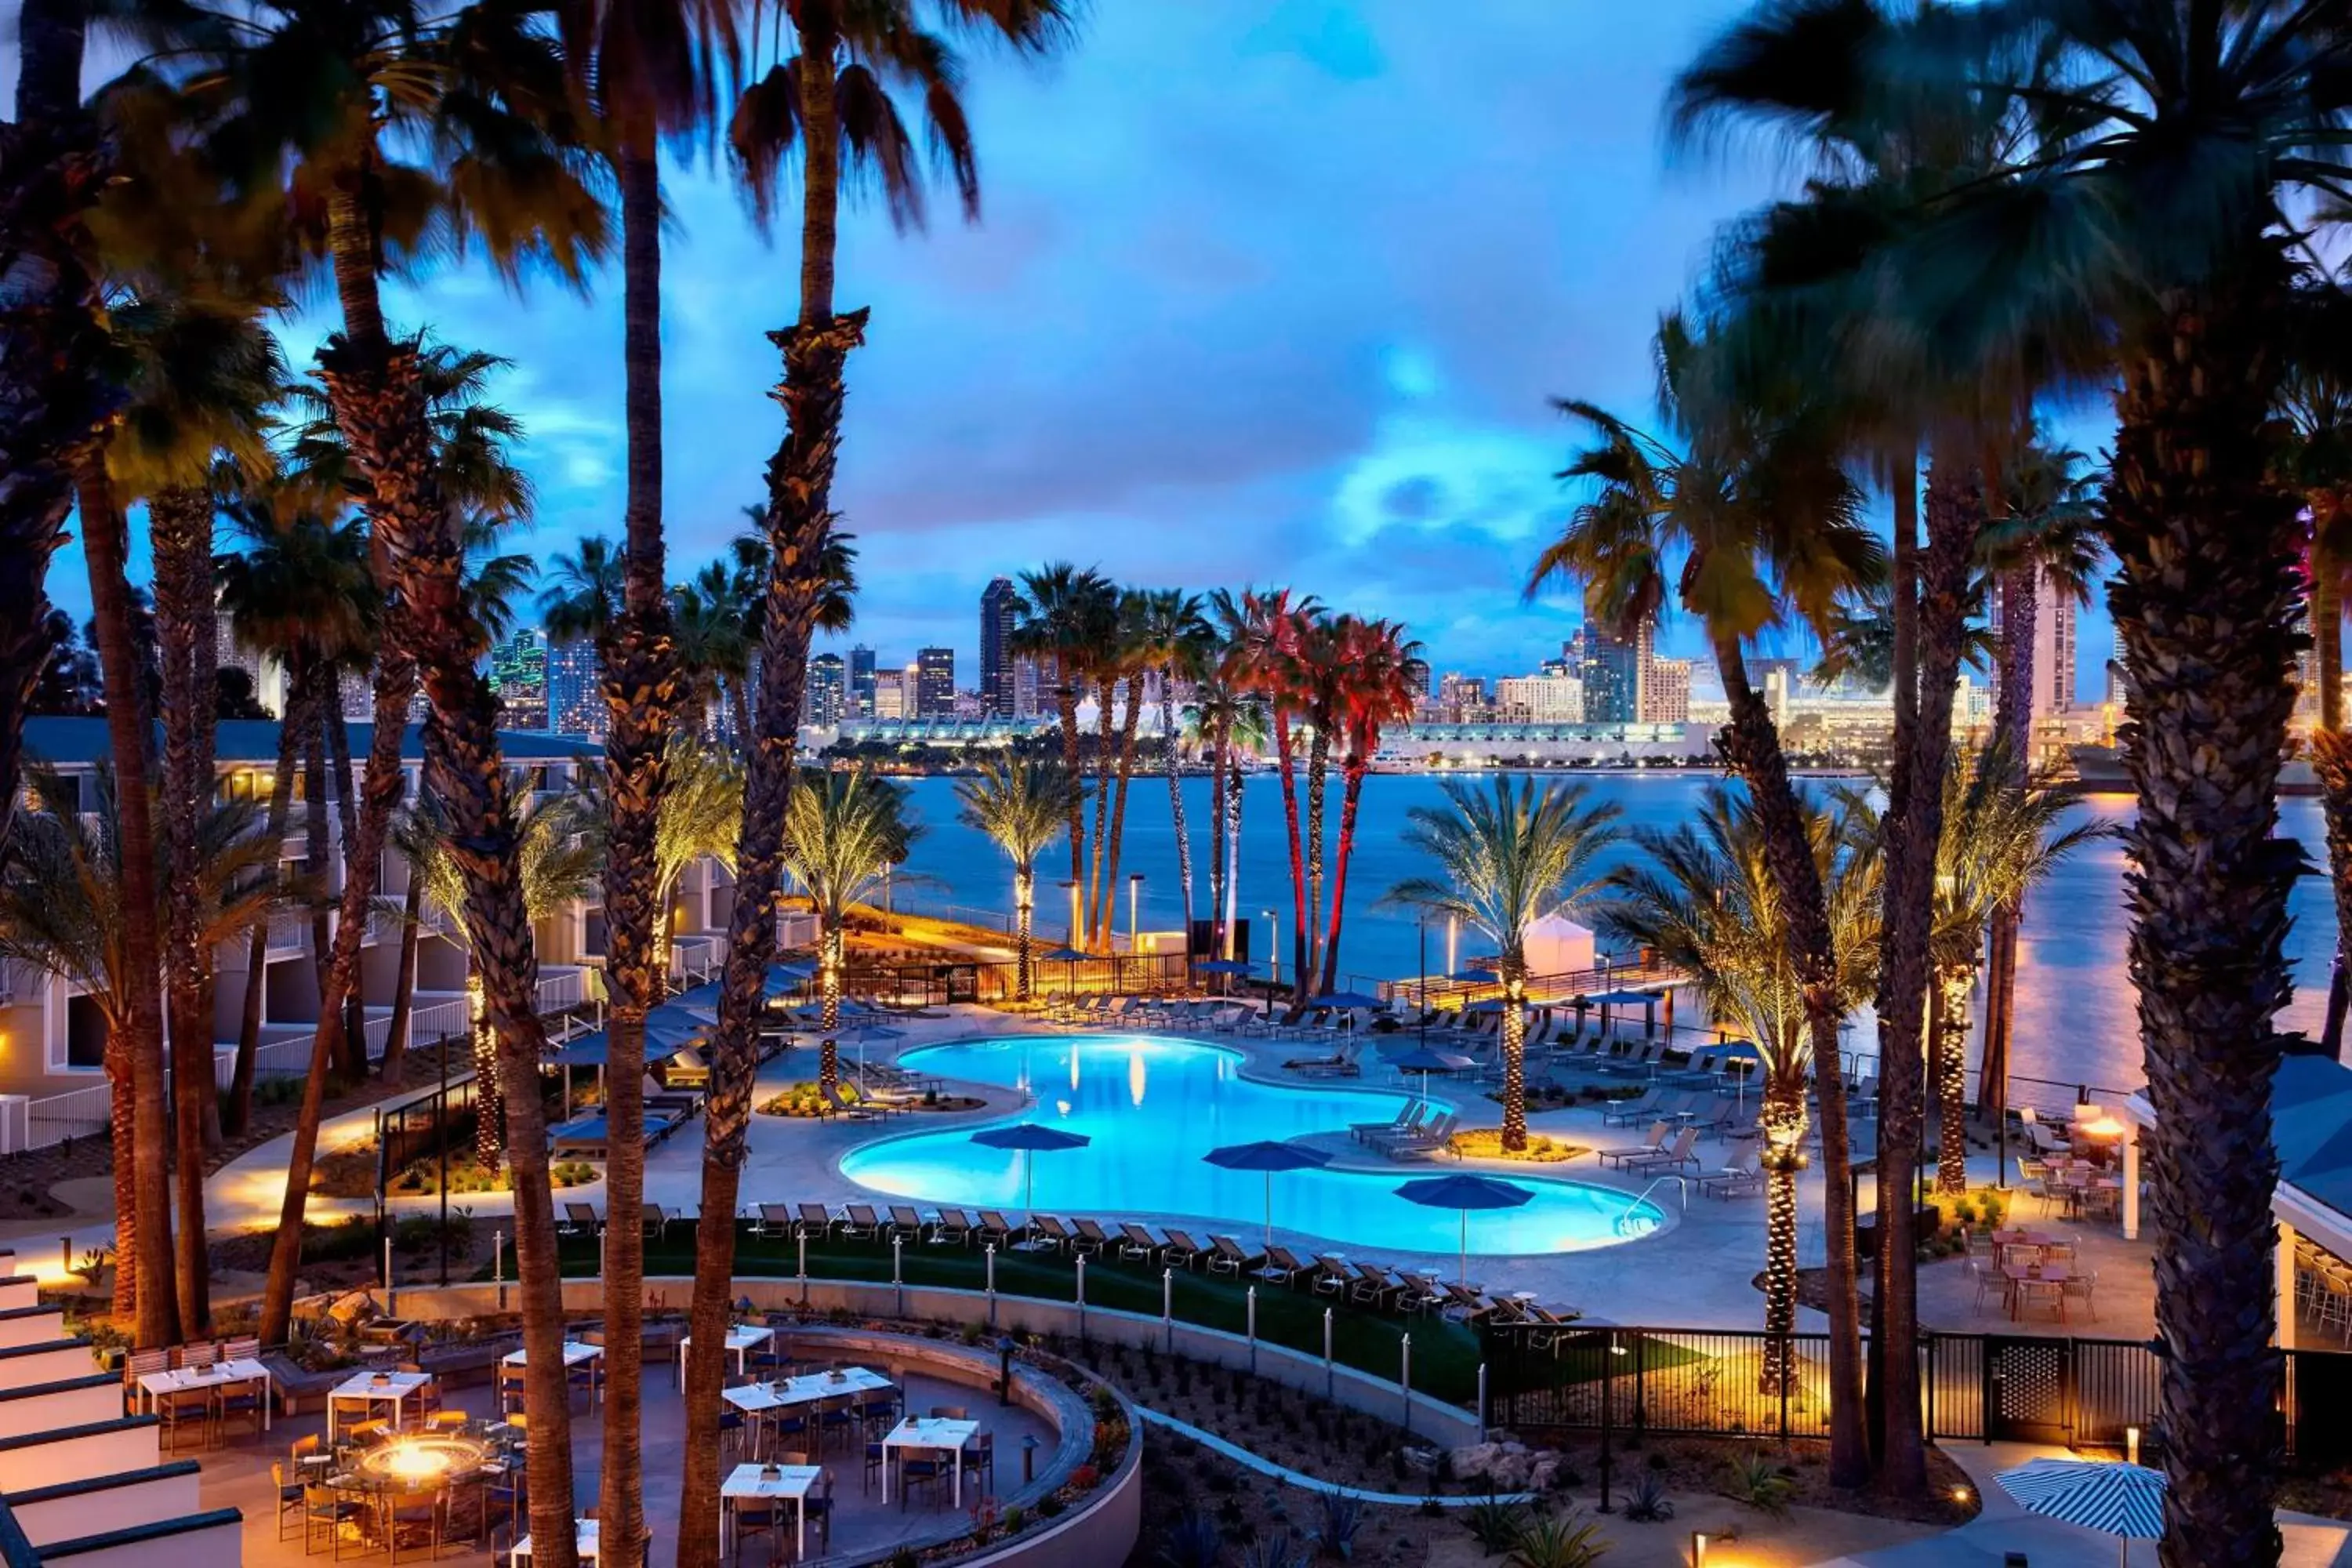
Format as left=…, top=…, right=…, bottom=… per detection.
left=1345, top=1101, right=1458, bottom=1157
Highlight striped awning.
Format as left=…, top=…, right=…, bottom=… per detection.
left=1996, top=1457, right=2165, bottom=1541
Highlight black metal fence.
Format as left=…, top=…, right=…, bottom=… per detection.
left=1490, top=1323, right=2347, bottom=1460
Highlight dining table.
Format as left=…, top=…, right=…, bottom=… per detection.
left=721, top=1366, right=895, bottom=1415
left=681, top=1324, right=775, bottom=1382
left=326, top=1370, right=435, bottom=1440
left=503, top=1341, right=604, bottom=1405
left=510, top=1519, right=597, bottom=1566
left=881, top=1416, right=980, bottom=1507
left=136, top=1357, right=274, bottom=1430
left=720, top=1462, right=822, bottom=1559
left=2002, top=1261, right=2072, bottom=1322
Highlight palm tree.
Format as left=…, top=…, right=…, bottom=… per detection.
left=1977, top=439, right=2100, bottom=1117
left=781, top=768, right=918, bottom=1092
left=1317, top=617, right=1422, bottom=993
left=1293, top=610, right=1342, bottom=998
left=541, top=536, right=625, bottom=659
left=0, top=768, right=298, bottom=1338
left=1525, top=311, right=1881, bottom=1484
left=1218, top=588, right=1321, bottom=994
left=1706, top=5, right=2349, bottom=1544
left=673, top=563, right=752, bottom=742
left=1878, top=745, right=2100, bottom=1196
left=1010, top=564, right=1112, bottom=934
left=1096, top=588, right=1150, bottom=951
left=1182, top=673, right=1250, bottom=962
left=1600, top=786, right=1879, bottom=1391
left=1132, top=589, right=1214, bottom=938
left=956, top=756, right=1075, bottom=1001
left=1387, top=777, right=1621, bottom=1152
left=0, top=0, right=108, bottom=866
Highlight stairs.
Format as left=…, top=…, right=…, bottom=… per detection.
left=0, top=1253, right=245, bottom=1568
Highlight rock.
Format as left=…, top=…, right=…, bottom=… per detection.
left=1449, top=1440, right=1539, bottom=1487
left=1527, top=1454, right=1563, bottom=1494
left=1400, top=1446, right=1442, bottom=1475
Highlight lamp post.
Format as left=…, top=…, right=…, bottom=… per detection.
left=1128, top=873, right=1144, bottom=955
left=1418, top=914, right=1428, bottom=1046
left=1062, top=879, right=1081, bottom=950
left=1262, top=909, right=1278, bottom=1020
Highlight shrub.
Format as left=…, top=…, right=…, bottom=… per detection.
left=1071, top=1463, right=1101, bottom=1491
left=1037, top=1494, right=1066, bottom=1519
left=1464, top=1496, right=1526, bottom=1555
left=1507, top=1512, right=1611, bottom=1568
left=1240, top=1533, right=1308, bottom=1568
left=1308, top=1491, right=1364, bottom=1560
left=1624, top=1472, right=1675, bottom=1523
left=1727, top=1451, right=1795, bottom=1517
left=1158, top=1507, right=1224, bottom=1568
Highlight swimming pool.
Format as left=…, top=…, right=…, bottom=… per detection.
left=836, top=1036, right=1664, bottom=1256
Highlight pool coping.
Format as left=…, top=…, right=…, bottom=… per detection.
left=826, top=1031, right=1682, bottom=1258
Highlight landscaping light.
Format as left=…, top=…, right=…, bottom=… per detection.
left=1690, top=1531, right=1708, bottom=1566
left=2126, top=1426, right=2140, bottom=1465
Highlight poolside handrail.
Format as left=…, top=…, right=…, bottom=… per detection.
left=1616, top=1174, right=1687, bottom=1232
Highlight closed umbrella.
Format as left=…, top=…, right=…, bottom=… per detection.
left=969, top=1122, right=1091, bottom=1211
left=851, top=1020, right=905, bottom=1080
left=1040, top=945, right=1088, bottom=1000
left=1192, top=959, right=1254, bottom=975
left=1203, top=1140, right=1331, bottom=1250
left=1395, top=1173, right=1534, bottom=1287
left=1996, top=1457, right=2165, bottom=1567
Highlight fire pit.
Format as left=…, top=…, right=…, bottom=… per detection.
left=344, top=1431, right=496, bottom=1494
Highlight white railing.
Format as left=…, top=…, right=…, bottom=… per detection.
left=536, top=968, right=586, bottom=1013
left=252, top=1035, right=315, bottom=1078
left=670, top=935, right=721, bottom=989
left=20, top=1082, right=111, bottom=1150
left=411, top=996, right=470, bottom=1047
left=267, top=912, right=312, bottom=953
left=364, top=1011, right=398, bottom=1061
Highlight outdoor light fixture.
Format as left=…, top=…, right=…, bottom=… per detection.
left=1261, top=909, right=1278, bottom=1018
left=1065, top=880, right=1081, bottom=947
left=1690, top=1532, right=1708, bottom=1567
left=2126, top=1426, right=2140, bottom=1465
left=1128, top=873, right=1144, bottom=953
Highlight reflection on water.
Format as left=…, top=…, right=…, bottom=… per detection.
left=886, top=776, right=2341, bottom=1099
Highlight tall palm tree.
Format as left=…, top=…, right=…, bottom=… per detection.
left=1132, top=589, right=1214, bottom=938
left=1010, top=563, right=1110, bottom=933
left=0, top=768, right=298, bottom=1336
left=1977, top=439, right=2100, bottom=1116
left=1293, top=610, right=1344, bottom=998
left=781, top=768, right=917, bottom=1091
left=1387, top=777, right=1621, bottom=1152
left=1096, top=588, right=1152, bottom=951
left=956, top=756, right=1075, bottom=1001
left=1525, top=310, right=1882, bottom=1483
left=1317, top=616, right=1421, bottom=993
left=1601, top=786, right=1879, bottom=1391
left=1182, top=673, right=1250, bottom=961
left=1721, top=5, right=2350, bottom=1548
left=0, top=0, right=110, bottom=868
left=1218, top=587, right=1320, bottom=993
left=541, top=536, right=625, bottom=648
left=673, top=563, right=752, bottom=741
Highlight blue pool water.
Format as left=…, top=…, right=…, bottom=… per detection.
left=837, top=1036, right=1664, bottom=1256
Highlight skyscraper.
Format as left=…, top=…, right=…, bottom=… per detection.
left=546, top=638, right=604, bottom=739
left=1577, top=619, right=1643, bottom=723
left=805, top=654, right=846, bottom=726
left=2036, top=574, right=2077, bottom=717
left=848, top=645, right=877, bottom=719
left=491, top=629, right=550, bottom=731
left=980, top=578, right=1018, bottom=716
left=1642, top=657, right=1691, bottom=723
left=916, top=648, right=956, bottom=719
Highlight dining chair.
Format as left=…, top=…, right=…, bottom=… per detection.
left=303, top=1483, right=364, bottom=1559
left=271, top=1462, right=307, bottom=1540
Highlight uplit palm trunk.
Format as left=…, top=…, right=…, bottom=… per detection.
left=1058, top=683, right=1085, bottom=910
left=1302, top=728, right=1328, bottom=1001
left=1984, top=567, right=2038, bottom=1115
left=1758, top=1047, right=1808, bottom=1395
left=1871, top=456, right=1981, bottom=1494
left=818, top=923, right=844, bottom=1092
left=381, top=873, right=423, bottom=1080
left=1225, top=760, right=1245, bottom=961
left=0, top=0, right=107, bottom=861
left=227, top=675, right=305, bottom=1134
left=314, top=201, right=577, bottom=1568
left=1087, top=677, right=1116, bottom=947
left=256, top=626, right=418, bottom=1347
left=2312, top=547, right=2352, bottom=1054
left=1274, top=713, right=1308, bottom=993
left=1014, top=868, right=1035, bottom=1000
left=1163, top=688, right=1195, bottom=938
left=152, top=484, right=216, bottom=1327
left=299, top=679, right=332, bottom=993
left=679, top=24, right=862, bottom=1554
left=1208, top=720, right=1229, bottom=958
left=593, top=133, right=679, bottom=1568
left=2110, top=273, right=2299, bottom=1568
left=1102, top=676, right=1143, bottom=950
left=324, top=702, right=368, bottom=1081
left=1711, top=631, right=1867, bottom=1488
left=1498, top=960, right=1529, bottom=1152
left=1933, top=968, right=1973, bottom=1195
left=77, top=450, right=177, bottom=1349
left=1318, top=755, right=1368, bottom=993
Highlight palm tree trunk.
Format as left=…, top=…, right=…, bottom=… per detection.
left=2311, top=556, right=2351, bottom=1054
left=679, top=28, right=861, bottom=1543
left=301, top=681, right=332, bottom=995
left=1225, top=760, right=1245, bottom=963
left=590, top=134, right=677, bottom=1568
left=76, top=448, right=178, bottom=1349
left=1302, top=729, right=1328, bottom=1002
left=314, top=207, right=578, bottom=1568
left=1984, top=564, right=2035, bottom=1117
left=2110, top=273, right=2300, bottom=1568
left=818, top=924, right=842, bottom=1093
left=1274, top=713, right=1307, bottom=995
left=381, top=873, right=422, bottom=1080
left=1870, top=455, right=1980, bottom=1494
left=1890, top=445, right=1918, bottom=739
left=256, top=639, right=419, bottom=1345
left=151, top=484, right=215, bottom=1330
left=1102, top=676, right=1143, bottom=949
left=729, top=674, right=752, bottom=758
left=0, top=0, right=105, bottom=861
left=322, top=699, right=370, bottom=1080
left=1014, top=868, right=1034, bottom=1001
left=1934, top=967, right=1972, bottom=1196
left=1058, top=684, right=1085, bottom=924
left=1317, top=757, right=1367, bottom=994
left=1087, top=677, right=1115, bottom=947
left=1163, top=687, right=1194, bottom=939
left=1758, top=1054, right=1808, bottom=1396
left=1711, top=629, right=1867, bottom=1488
left=227, top=667, right=307, bottom=1136
left=1498, top=960, right=1528, bottom=1152
left=1208, top=719, right=1229, bottom=959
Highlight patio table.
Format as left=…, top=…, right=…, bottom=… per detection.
left=881, top=1417, right=979, bottom=1507
left=510, top=1519, right=597, bottom=1567
left=503, top=1341, right=604, bottom=1405
left=137, top=1357, right=274, bottom=1431
left=721, top=1462, right=820, bottom=1559
left=327, top=1370, right=434, bottom=1439
left=681, top=1324, right=773, bottom=1381
left=2002, top=1262, right=2072, bottom=1323
left=722, top=1366, right=894, bottom=1414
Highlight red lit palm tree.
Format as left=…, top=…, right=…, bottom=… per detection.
left=1317, top=616, right=1422, bottom=993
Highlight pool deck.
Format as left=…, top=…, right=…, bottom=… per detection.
left=86, top=1002, right=2158, bottom=1338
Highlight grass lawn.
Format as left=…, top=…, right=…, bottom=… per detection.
left=546, top=1225, right=1491, bottom=1404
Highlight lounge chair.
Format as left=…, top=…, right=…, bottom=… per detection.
left=1700, top=1146, right=1765, bottom=1198
left=1288, top=1042, right=1361, bottom=1077
left=1521, top=1303, right=1581, bottom=1347
left=931, top=1207, right=976, bottom=1246
left=1599, top=1088, right=1664, bottom=1127
left=823, top=1082, right=879, bottom=1122
left=1025, top=1215, right=1074, bottom=1252
left=1258, top=1244, right=1311, bottom=1286
left=641, top=1203, right=670, bottom=1241
left=1207, top=1235, right=1262, bottom=1276
left=1441, top=1280, right=1503, bottom=1321
left=1117, top=1223, right=1163, bottom=1262
left=886, top=1205, right=926, bottom=1241
left=1596, top=1121, right=1670, bottom=1169
left=1385, top=1111, right=1458, bottom=1160
left=1624, top=1126, right=1700, bottom=1175
left=754, top=1203, right=795, bottom=1237
left=562, top=1203, right=603, bottom=1235
left=796, top=1203, right=837, bottom=1238
left=1394, top=1272, right=1447, bottom=1314
left=1309, top=1254, right=1352, bottom=1295
left=977, top=1210, right=1021, bottom=1248
left=1348, top=1261, right=1402, bottom=1308
left=1160, top=1229, right=1209, bottom=1269
left=1070, top=1218, right=1115, bottom=1256
left=1353, top=1102, right=1425, bottom=1145
left=840, top=1204, right=880, bottom=1239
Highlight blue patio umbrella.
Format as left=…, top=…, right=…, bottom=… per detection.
left=970, top=1122, right=1092, bottom=1210
left=1311, top=989, right=1385, bottom=1011
left=763, top=964, right=815, bottom=1000
left=1997, top=1457, right=2165, bottom=1567
left=1395, top=1174, right=1534, bottom=1287
left=1386, top=1045, right=1475, bottom=1099
left=1463, top=997, right=1516, bottom=1014
left=1203, top=1140, right=1333, bottom=1249
left=1039, top=945, right=1088, bottom=997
